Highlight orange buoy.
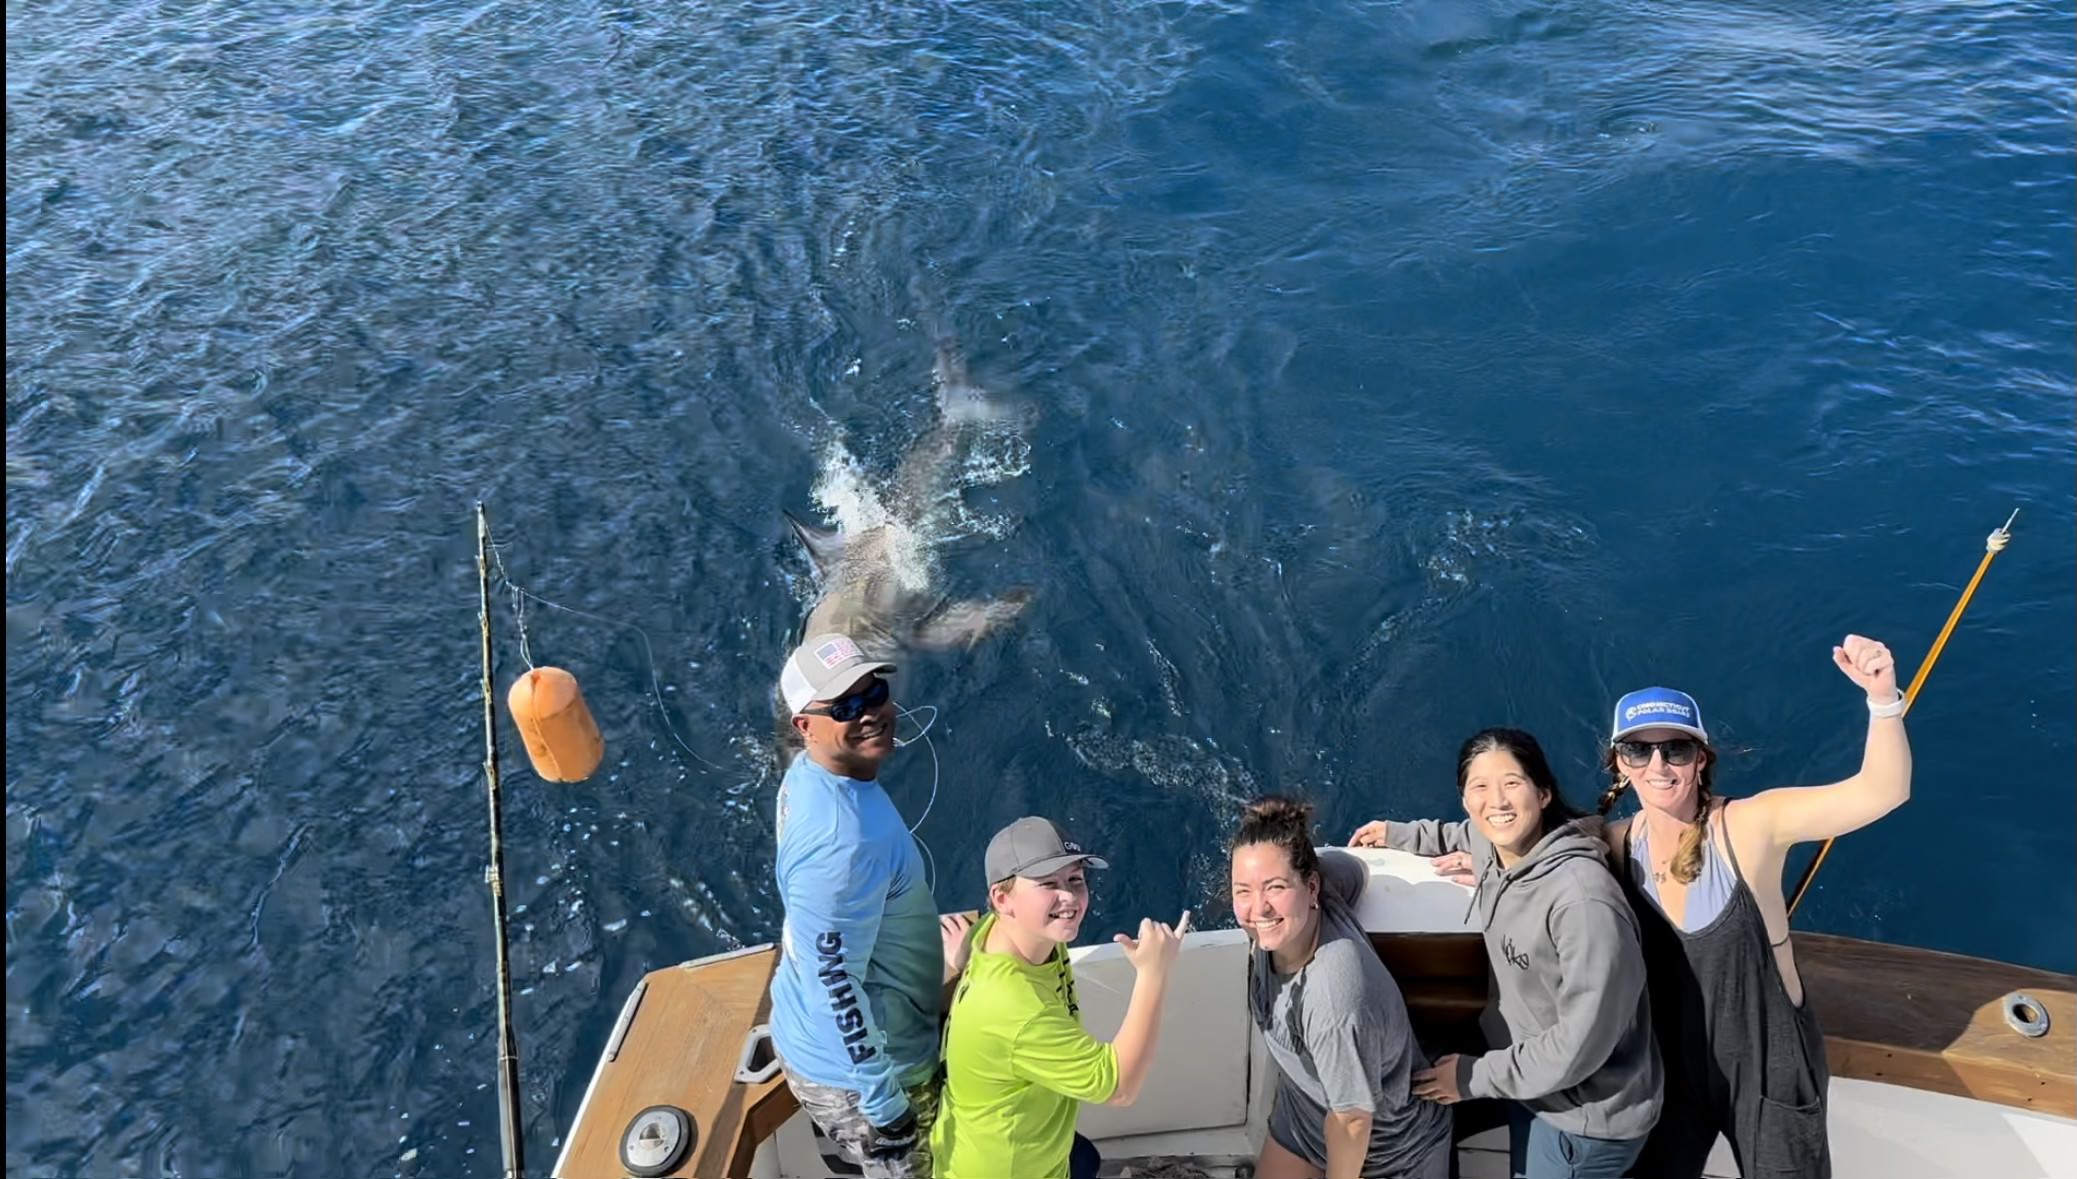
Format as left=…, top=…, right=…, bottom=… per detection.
left=506, top=666, right=605, bottom=782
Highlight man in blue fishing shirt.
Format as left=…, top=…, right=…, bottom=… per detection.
left=769, top=633, right=943, bottom=1178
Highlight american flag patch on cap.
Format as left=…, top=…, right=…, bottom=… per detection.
left=815, top=637, right=861, bottom=668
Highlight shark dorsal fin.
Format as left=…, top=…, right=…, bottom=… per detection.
left=783, top=510, right=845, bottom=580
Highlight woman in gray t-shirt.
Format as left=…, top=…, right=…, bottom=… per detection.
left=1231, top=797, right=1454, bottom=1179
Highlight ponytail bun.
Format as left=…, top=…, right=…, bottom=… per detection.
left=1234, top=794, right=1322, bottom=881
left=1241, top=795, right=1313, bottom=833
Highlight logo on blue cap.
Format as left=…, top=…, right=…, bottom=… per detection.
left=1611, top=687, right=1709, bottom=742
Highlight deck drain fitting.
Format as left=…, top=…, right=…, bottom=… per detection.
left=2003, top=992, right=2050, bottom=1039
left=620, top=1104, right=696, bottom=1177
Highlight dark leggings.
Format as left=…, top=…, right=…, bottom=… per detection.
left=1069, top=1132, right=1100, bottom=1179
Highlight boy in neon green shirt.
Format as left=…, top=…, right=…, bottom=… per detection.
left=932, top=817, right=1189, bottom=1179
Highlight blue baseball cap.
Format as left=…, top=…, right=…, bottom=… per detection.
left=1610, top=687, right=1709, bottom=744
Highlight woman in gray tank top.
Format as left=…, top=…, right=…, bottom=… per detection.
left=1594, top=634, right=1913, bottom=1179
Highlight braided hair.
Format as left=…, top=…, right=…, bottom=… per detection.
left=1599, top=743, right=1719, bottom=885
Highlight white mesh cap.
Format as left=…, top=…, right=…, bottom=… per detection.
left=778, top=633, right=896, bottom=715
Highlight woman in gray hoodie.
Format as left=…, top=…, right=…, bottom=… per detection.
left=1349, top=728, right=1662, bottom=1179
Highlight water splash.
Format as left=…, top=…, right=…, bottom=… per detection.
left=805, top=384, right=1032, bottom=593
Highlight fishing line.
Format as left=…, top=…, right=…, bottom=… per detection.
left=485, top=532, right=725, bottom=773
left=485, top=532, right=540, bottom=671
left=894, top=703, right=943, bottom=894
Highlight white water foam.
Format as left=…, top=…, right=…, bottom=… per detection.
left=809, top=439, right=933, bottom=593
left=806, top=402, right=1031, bottom=591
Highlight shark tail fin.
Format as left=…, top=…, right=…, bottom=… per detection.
left=932, top=333, right=971, bottom=391
left=783, top=510, right=845, bottom=580
left=932, top=337, right=1014, bottom=426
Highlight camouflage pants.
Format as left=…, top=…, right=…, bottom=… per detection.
left=784, top=1068, right=941, bottom=1179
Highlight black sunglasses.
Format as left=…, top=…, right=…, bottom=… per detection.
left=800, top=675, right=891, bottom=723
left=1613, top=737, right=1702, bottom=768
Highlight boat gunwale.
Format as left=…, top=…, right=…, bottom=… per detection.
left=552, top=925, right=2077, bottom=1177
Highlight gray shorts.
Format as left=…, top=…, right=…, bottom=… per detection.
left=1267, top=1079, right=1451, bottom=1179
left=784, top=1068, right=941, bottom=1179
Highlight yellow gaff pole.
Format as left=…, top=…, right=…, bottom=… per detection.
left=1787, top=510, right=2019, bottom=918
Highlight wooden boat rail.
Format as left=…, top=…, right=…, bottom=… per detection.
left=555, top=931, right=2076, bottom=1177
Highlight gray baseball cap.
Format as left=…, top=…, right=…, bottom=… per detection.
left=984, top=816, right=1109, bottom=884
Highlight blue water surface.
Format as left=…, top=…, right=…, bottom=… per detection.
left=8, top=1, right=2073, bottom=1175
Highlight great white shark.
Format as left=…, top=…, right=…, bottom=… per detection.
left=784, top=339, right=1030, bottom=661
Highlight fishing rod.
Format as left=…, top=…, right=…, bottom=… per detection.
left=476, top=503, right=527, bottom=1179
left=1787, top=509, right=2019, bottom=918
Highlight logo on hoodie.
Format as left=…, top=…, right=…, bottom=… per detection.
left=1501, top=935, right=1531, bottom=971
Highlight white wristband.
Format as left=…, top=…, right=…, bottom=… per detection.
left=1867, top=692, right=1907, bottom=719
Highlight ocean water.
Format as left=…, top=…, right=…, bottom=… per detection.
left=6, top=0, right=2072, bottom=1175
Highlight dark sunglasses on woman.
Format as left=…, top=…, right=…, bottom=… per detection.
left=800, top=675, right=891, bottom=723
left=1613, top=737, right=1702, bottom=768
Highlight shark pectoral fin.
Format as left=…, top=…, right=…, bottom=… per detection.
left=910, top=589, right=1031, bottom=650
